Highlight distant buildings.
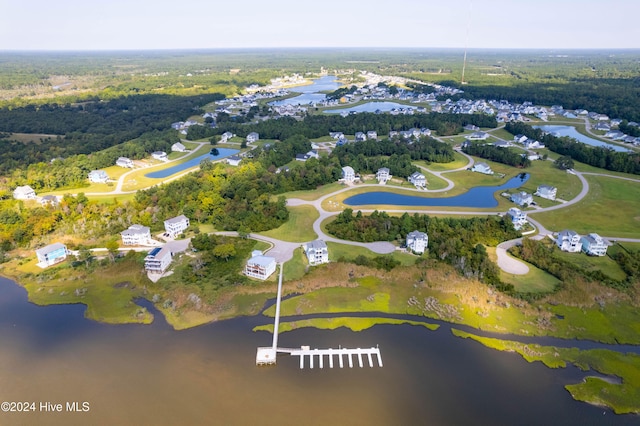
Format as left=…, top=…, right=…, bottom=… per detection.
left=35, top=242, right=69, bottom=267
left=535, top=185, right=557, bottom=201
left=510, top=191, right=533, bottom=207
left=144, top=246, right=173, bottom=274
left=507, top=207, right=527, bottom=230
left=245, top=252, right=277, bottom=280
left=88, top=170, right=109, bottom=183
left=471, top=162, right=493, bottom=175
left=556, top=229, right=582, bottom=253
left=121, top=224, right=152, bottom=245
left=13, top=185, right=36, bottom=200
left=406, top=230, right=429, bottom=254
left=408, top=172, right=426, bottom=188
left=303, top=240, right=329, bottom=265
left=342, top=166, right=356, bottom=183
left=116, top=157, right=134, bottom=168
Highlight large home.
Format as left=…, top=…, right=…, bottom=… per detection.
left=535, top=185, right=557, bottom=201
left=510, top=191, right=533, bottom=207
left=376, top=167, right=391, bottom=184
left=303, top=240, right=329, bottom=265
left=366, top=130, right=378, bottom=140
left=88, top=170, right=109, bottom=183
left=355, top=132, right=367, bottom=142
left=171, top=142, right=186, bottom=152
left=116, top=157, right=134, bottom=168
left=408, top=172, right=427, bottom=188
left=342, top=166, right=356, bottom=183
left=35, top=242, right=69, bottom=267
left=121, top=224, right=152, bottom=245
left=467, top=131, right=489, bottom=141
left=406, top=230, right=429, bottom=254
left=471, top=162, right=494, bottom=175
left=245, top=252, right=277, bottom=280
left=507, top=207, right=528, bottom=230
left=581, top=233, right=608, bottom=256
left=39, top=195, right=59, bottom=207
left=226, top=155, right=242, bottom=166
left=556, top=229, right=582, bottom=253
left=513, top=134, right=528, bottom=144
left=13, top=185, right=36, bottom=200
left=246, top=132, right=260, bottom=143
left=152, top=151, right=168, bottom=161
left=164, top=215, right=190, bottom=238
left=523, top=139, right=545, bottom=149
left=220, top=131, right=235, bottom=142
left=144, top=246, right=173, bottom=274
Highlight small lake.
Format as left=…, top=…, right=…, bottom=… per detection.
left=145, top=148, right=239, bottom=178
left=270, top=75, right=340, bottom=106
left=324, top=101, right=417, bottom=114
left=345, top=174, right=529, bottom=208
left=534, top=125, right=630, bottom=152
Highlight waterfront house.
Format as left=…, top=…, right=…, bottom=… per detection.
left=35, top=242, right=68, bottom=267
left=171, top=142, right=186, bottom=152
left=245, top=253, right=277, bottom=280
left=152, top=151, right=168, bottom=161
left=164, top=215, right=190, bottom=238
left=13, top=185, right=36, bottom=200
left=507, top=207, right=527, bottom=230
left=144, top=246, right=173, bottom=274
left=510, top=191, right=533, bottom=207
left=121, top=224, right=151, bottom=245
left=342, top=166, right=356, bottom=183
left=535, top=185, right=557, bottom=201
left=581, top=233, right=608, bottom=256
left=226, top=155, right=242, bottom=166
left=471, top=162, right=494, bottom=175
left=116, top=157, right=134, bottom=168
left=406, top=230, right=429, bottom=254
left=376, top=167, right=391, bottom=184
left=303, top=240, right=329, bottom=265
left=88, top=170, right=109, bottom=183
left=556, top=229, right=582, bottom=253
left=408, top=172, right=427, bottom=188
left=246, top=132, right=260, bottom=143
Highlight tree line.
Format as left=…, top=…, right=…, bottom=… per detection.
left=462, top=143, right=531, bottom=168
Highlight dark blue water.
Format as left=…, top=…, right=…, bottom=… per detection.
left=345, top=174, right=529, bottom=207
left=324, top=101, right=417, bottom=114
left=144, top=148, right=239, bottom=178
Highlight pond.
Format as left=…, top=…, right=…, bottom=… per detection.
left=344, top=174, right=529, bottom=208
left=269, top=75, right=340, bottom=106
left=324, top=101, right=417, bottom=114
left=145, top=148, right=239, bottom=178
left=534, top=125, right=630, bottom=152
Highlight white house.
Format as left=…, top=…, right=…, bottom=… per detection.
left=523, top=139, right=545, bottom=149
left=507, top=207, right=528, bottom=230
left=406, top=230, right=429, bottom=254
left=366, top=130, right=378, bottom=140
left=535, top=185, right=557, bottom=201
left=355, top=132, right=366, bottom=142
left=376, top=167, right=391, bottom=184
left=220, top=131, right=235, bottom=142
left=557, top=229, right=582, bottom=253
left=35, top=242, right=68, bottom=267
left=245, top=253, right=277, bottom=280
left=116, top=157, right=134, bottom=168
left=510, top=192, right=533, bottom=207
left=121, top=224, right=152, bottom=245
left=13, top=185, right=37, bottom=200
left=226, top=155, right=242, bottom=166
left=471, top=162, right=494, bottom=175
left=513, top=134, right=528, bottom=144
left=342, top=166, right=356, bottom=183
left=581, top=233, right=608, bottom=256
left=144, top=246, right=173, bottom=274
left=467, top=131, right=489, bottom=141
left=246, top=132, right=260, bottom=143
left=39, top=195, right=59, bottom=207
left=88, top=170, right=109, bottom=183
left=164, top=215, right=189, bottom=238
left=408, top=172, right=427, bottom=188
left=304, top=240, right=329, bottom=265
left=152, top=151, right=168, bottom=161
left=171, top=142, right=186, bottom=152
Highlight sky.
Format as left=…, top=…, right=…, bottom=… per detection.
left=1, top=0, right=639, bottom=50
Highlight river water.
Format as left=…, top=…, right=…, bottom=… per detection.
left=0, top=276, right=637, bottom=425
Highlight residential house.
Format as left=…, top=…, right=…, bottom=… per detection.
left=376, top=167, right=391, bottom=184
left=246, top=132, right=260, bottom=143
left=510, top=191, right=533, bottom=207
left=604, top=130, right=625, bottom=139
left=471, top=162, right=494, bottom=175
left=164, top=215, right=190, bottom=238
left=88, top=170, right=109, bottom=183
left=245, top=253, right=277, bottom=280
left=366, top=130, right=378, bottom=140
left=468, top=131, right=489, bottom=141
left=226, top=155, right=242, bottom=166
left=556, top=229, right=582, bottom=253
left=581, top=233, right=608, bottom=256
left=152, top=151, right=168, bottom=161
left=171, top=142, right=187, bottom=152
left=13, top=185, right=36, bottom=200
left=507, top=207, right=527, bottom=230
left=39, top=195, right=59, bottom=207
left=342, top=166, right=356, bottom=183
left=116, top=157, right=134, bottom=168
left=408, top=172, right=427, bottom=188
left=493, top=141, right=511, bottom=148
left=464, top=124, right=480, bottom=132
left=355, top=132, right=366, bottom=142
left=523, top=139, right=544, bottom=149
left=295, top=153, right=311, bottom=162
left=513, top=134, right=528, bottom=144
left=121, top=224, right=151, bottom=245
left=303, top=240, right=329, bottom=265
left=35, top=242, right=69, bottom=267
left=406, top=230, right=429, bottom=254
left=535, top=185, right=557, bottom=201
left=330, top=132, right=344, bottom=140
left=144, top=246, right=173, bottom=274
left=593, top=122, right=611, bottom=132
left=220, top=131, right=235, bottom=142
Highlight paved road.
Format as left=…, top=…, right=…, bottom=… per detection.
left=496, top=238, right=529, bottom=275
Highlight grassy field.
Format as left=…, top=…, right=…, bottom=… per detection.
left=531, top=175, right=640, bottom=238
left=552, top=247, right=627, bottom=282
left=326, top=241, right=416, bottom=266
left=422, top=151, right=470, bottom=171
left=259, top=204, right=319, bottom=242
left=486, top=247, right=561, bottom=293
left=278, top=182, right=344, bottom=201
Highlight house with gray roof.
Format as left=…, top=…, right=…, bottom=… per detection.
left=304, top=240, right=329, bottom=265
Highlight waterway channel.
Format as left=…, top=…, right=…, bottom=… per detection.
left=1, top=277, right=637, bottom=425
left=534, top=125, right=630, bottom=152
left=144, top=148, right=239, bottom=179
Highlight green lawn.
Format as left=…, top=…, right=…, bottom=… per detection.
left=423, top=151, right=470, bottom=171
left=552, top=247, right=627, bottom=282
left=259, top=204, right=319, bottom=242
left=326, top=241, right=416, bottom=266
left=279, top=182, right=344, bottom=201
left=487, top=247, right=561, bottom=293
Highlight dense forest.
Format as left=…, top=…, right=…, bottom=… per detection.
left=505, top=122, right=640, bottom=174
left=462, top=143, right=531, bottom=168
left=326, top=209, right=519, bottom=290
